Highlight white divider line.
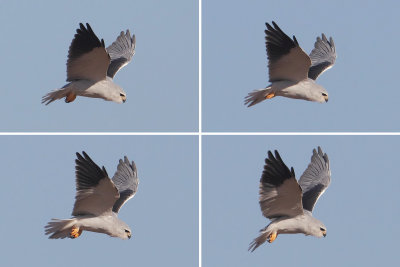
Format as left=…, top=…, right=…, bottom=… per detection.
left=0, top=132, right=199, bottom=136
left=202, top=132, right=400, bottom=136
left=199, top=0, right=203, bottom=266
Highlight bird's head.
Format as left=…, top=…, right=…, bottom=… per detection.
left=312, top=88, right=329, bottom=103
left=308, top=87, right=329, bottom=103
left=320, top=226, right=327, bottom=238
left=107, top=82, right=127, bottom=103
left=110, top=90, right=126, bottom=103
left=119, top=92, right=127, bottom=103
left=124, top=228, right=132, bottom=239
left=305, top=80, right=329, bottom=103
left=307, top=216, right=327, bottom=238
left=113, top=220, right=132, bottom=239
left=321, top=92, right=329, bottom=103
left=311, top=224, right=327, bottom=238
left=117, top=226, right=132, bottom=240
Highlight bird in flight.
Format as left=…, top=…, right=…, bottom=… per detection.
left=249, top=147, right=331, bottom=251
left=45, top=151, right=139, bottom=239
left=42, top=23, right=136, bottom=105
left=245, top=21, right=336, bottom=107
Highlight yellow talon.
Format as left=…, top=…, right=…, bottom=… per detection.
left=268, top=232, right=277, bottom=243
left=265, top=92, right=275, bottom=99
left=65, top=92, right=77, bottom=103
left=70, top=226, right=82, bottom=239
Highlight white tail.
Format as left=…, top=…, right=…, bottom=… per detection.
left=248, top=227, right=271, bottom=252
left=244, top=87, right=272, bottom=107
left=45, top=218, right=76, bottom=239
left=41, top=85, right=71, bottom=105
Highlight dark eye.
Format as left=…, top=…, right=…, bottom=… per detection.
left=320, top=227, right=325, bottom=231
left=322, top=93, right=327, bottom=97
left=125, top=229, right=130, bottom=233
left=120, top=93, right=125, bottom=97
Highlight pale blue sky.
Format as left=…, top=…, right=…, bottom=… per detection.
left=203, top=136, right=400, bottom=266
left=1, top=0, right=400, bottom=266
left=203, top=0, right=400, bottom=131
left=0, top=136, right=198, bottom=266
left=0, top=0, right=198, bottom=132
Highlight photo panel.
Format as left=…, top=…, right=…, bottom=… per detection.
left=0, top=135, right=198, bottom=266
left=203, top=0, right=400, bottom=131
left=0, top=0, right=198, bottom=132
left=203, top=135, right=399, bottom=266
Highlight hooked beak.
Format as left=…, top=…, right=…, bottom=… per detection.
left=121, top=95, right=127, bottom=103
left=323, top=232, right=327, bottom=237
left=127, top=233, right=131, bottom=239
left=324, top=96, right=329, bottom=103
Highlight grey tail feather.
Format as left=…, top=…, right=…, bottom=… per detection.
left=244, top=87, right=272, bottom=107
left=41, top=86, right=70, bottom=105
left=44, top=218, right=76, bottom=239
left=248, top=226, right=271, bottom=252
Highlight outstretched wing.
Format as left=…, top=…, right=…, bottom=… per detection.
left=265, top=21, right=311, bottom=82
left=106, top=30, right=136, bottom=79
left=308, top=34, right=336, bottom=80
left=298, top=147, right=331, bottom=212
left=111, top=156, right=139, bottom=213
left=258, top=150, right=303, bottom=219
left=67, top=23, right=110, bottom=82
left=72, top=152, right=119, bottom=216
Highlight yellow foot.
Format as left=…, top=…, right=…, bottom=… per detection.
left=265, top=92, right=275, bottom=99
left=268, top=232, right=277, bottom=243
left=65, top=92, right=77, bottom=103
left=70, top=226, right=82, bottom=239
